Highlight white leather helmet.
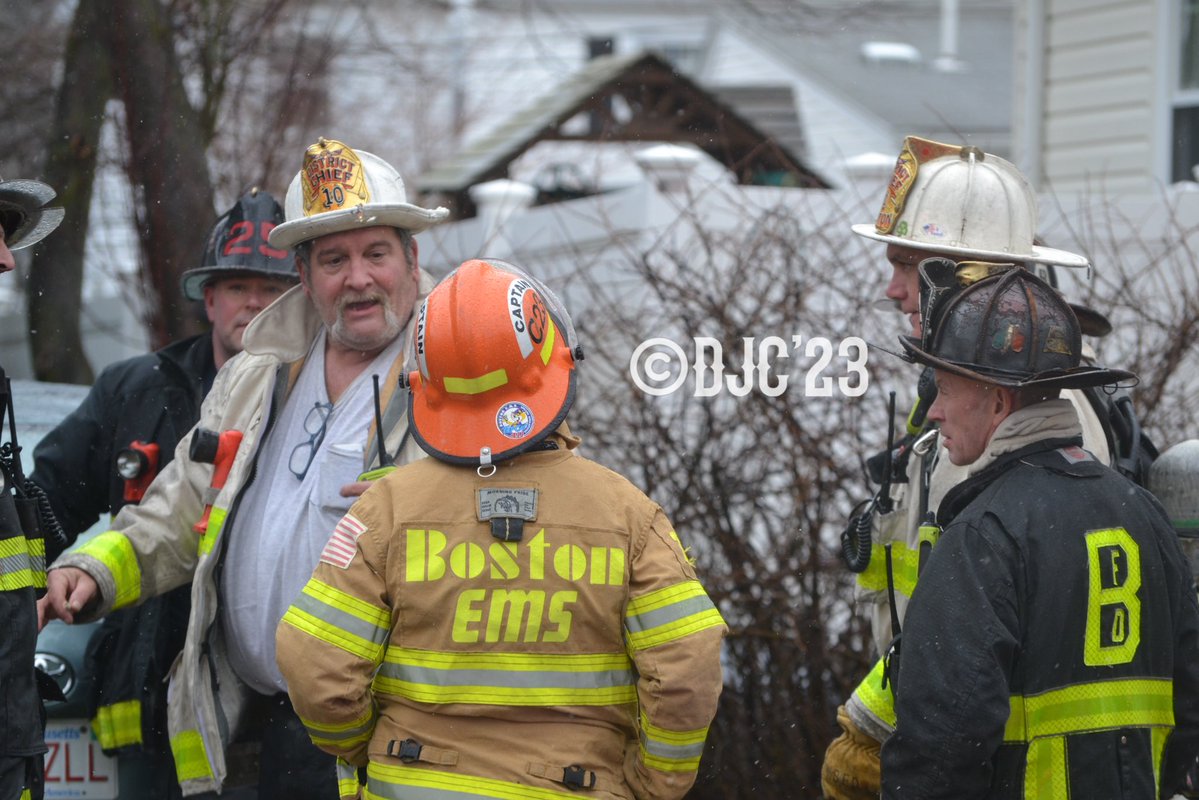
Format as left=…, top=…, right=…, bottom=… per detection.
left=852, top=136, right=1088, bottom=269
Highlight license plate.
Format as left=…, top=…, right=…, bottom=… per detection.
left=42, top=719, right=119, bottom=800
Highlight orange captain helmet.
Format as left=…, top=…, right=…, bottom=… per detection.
left=407, top=258, right=582, bottom=466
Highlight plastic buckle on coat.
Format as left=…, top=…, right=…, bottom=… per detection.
left=389, top=738, right=423, bottom=763
left=562, top=765, right=596, bottom=790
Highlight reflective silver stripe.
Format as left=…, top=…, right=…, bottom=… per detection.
left=625, top=594, right=716, bottom=633
left=640, top=729, right=706, bottom=761
left=0, top=550, right=32, bottom=576
left=377, top=661, right=635, bottom=691
left=305, top=716, right=375, bottom=744
left=368, top=782, right=480, bottom=800
left=291, top=591, right=389, bottom=649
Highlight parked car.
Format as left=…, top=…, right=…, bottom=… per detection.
left=11, top=379, right=120, bottom=799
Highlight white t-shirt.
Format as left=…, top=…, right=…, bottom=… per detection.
left=220, top=328, right=406, bottom=695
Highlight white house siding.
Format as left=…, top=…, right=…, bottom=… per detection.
left=1027, top=0, right=1159, bottom=194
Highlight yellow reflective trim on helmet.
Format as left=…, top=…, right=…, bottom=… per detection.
left=855, top=541, right=919, bottom=595
left=366, top=762, right=580, bottom=800
left=170, top=729, right=214, bottom=782
left=76, top=531, right=141, bottom=610
left=852, top=658, right=897, bottom=729
left=92, top=699, right=143, bottom=750
left=444, top=369, right=509, bottom=395
left=197, top=506, right=228, bottom=557
left=540, top=318, right=557, bottom=365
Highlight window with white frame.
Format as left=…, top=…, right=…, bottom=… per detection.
left=1173, top=0, right=1199, bottom=181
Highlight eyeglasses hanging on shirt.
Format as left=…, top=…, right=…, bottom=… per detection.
left=289, top=401, right=334, bottom=480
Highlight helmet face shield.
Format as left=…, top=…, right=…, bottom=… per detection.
left=409, top=259, right=580, bottom=465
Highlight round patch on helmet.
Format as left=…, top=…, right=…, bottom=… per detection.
left=496, top=401, right=535, bottom=439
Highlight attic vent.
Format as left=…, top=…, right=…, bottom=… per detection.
left=860, top=41, right=921, bottom=66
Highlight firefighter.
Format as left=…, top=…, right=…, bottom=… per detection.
left=880, top=266, right=1199, bottom=798
left=0, top=175, right=63, bottom=800
left=38, top=138, right=449, bottom=798
left=275, top=258, right=727, bottom=800
left=29, top=189, right=296, bottom=797
left=1150, top=440, right=1199, bottom=581
left=822, top=137, right=1137, bottom=799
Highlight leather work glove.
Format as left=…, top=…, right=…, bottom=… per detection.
left=821, top=704, right=882, bottom=800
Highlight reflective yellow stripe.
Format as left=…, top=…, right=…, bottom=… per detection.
left=366, top=762, right=579, bottom=800
left=855, top=541, right=919, bottom=595
left=77, top=531, right=141, bottom=609
left=198, top=506, right=227, bottom=557
left=852, top=658, right=896, bottom=729
left=444, top=369, right=508, bottom=395
left=28, top=537, right=46, bottom=588
left=625, top=580, right=725, bottom=651
left=300, top=705, right=377, bottom=748
left=358, top=466, right=396, bottom=482
left=540, top=319, right=557, bottom=365
left=281, top=579, right=391, bottom=663
left=375, top=648, right=636, bottom=706
left=0, top=534, right=42, bottom=590
left=1004, top=678, right=1174, bottom=742
left=1152, top=725, right=1170, bottom=798
left=92, top=699, right=143, bottom=750
left=0, top=568, right=37, bottom=591
left=639, top=708, right=707, bottom=772
left=170, top=729, right=214, bottom=782
left=1024, top=735, right=1067, bottom=800
left=337, top=758, right=362, bottom=800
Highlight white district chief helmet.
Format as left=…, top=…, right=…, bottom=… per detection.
left=852, top=136, right=1088, bottom=270
left=269, top=137, right=449, bottom=250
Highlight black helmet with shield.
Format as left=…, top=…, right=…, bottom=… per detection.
left=180, top=188, right=297, bottom=301
left=900, top=263, right=1135, bottom=391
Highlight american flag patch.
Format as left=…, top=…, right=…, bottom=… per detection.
left=320, top=513, right=366, bottom=569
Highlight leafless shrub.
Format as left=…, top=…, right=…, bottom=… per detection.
left=564, top=187, right=914, bottom=797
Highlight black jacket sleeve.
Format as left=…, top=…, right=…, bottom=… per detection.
left=30, top=366, right=125, bottom=542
